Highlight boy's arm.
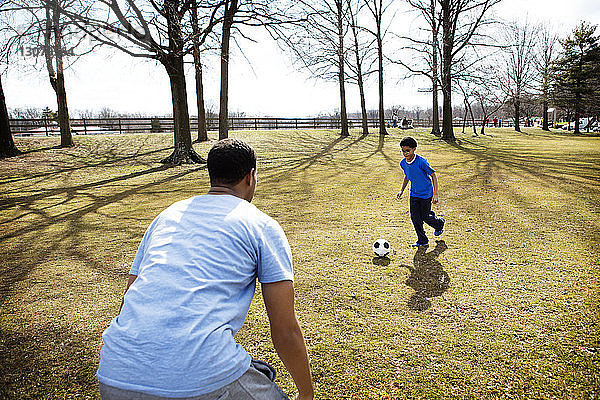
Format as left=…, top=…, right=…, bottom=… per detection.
left=396, top=176, right=410, bottom=200
left=262, top=281, right=314, bottom=400
left=431, top=172, right=439, bottom=204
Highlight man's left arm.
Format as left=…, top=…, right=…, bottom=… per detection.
left=262, top=281, right=314, bottom=400
left=431, top=172, right=439, bottom=204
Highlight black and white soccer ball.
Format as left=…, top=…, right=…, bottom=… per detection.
left=372, top=238, right=390, bottom=257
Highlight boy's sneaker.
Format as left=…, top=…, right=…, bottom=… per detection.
left=434, top=218, right=445, bottom=236
left=411, top=242, right=429, bottom=247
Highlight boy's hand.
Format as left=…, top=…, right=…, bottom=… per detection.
left=432, top=194, right=439, bottom=204
left=396, top=192, right=403, bottom=200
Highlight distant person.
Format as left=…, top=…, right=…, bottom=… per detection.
left=97, top=138, right=314, bottom=400
left=493, top=117, right=498, bottom=127
left=393, top=114, right=398, bottom=128
left=396, top=136, right=445, bottom=247
left=401, top=117, right=408, bottom=128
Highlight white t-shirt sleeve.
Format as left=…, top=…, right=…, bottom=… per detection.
left=129, top=216, right=161, bottom=276
left=257, top=218, right=294, bottom=283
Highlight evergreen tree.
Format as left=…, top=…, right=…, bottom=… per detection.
left=551, top=22, right=600, bottom=134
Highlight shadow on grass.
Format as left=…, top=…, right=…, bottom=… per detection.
left=449, top=139, right=600, bottom=190
left=2, top=145, right=172, bottom=186
left=372, top=256, right=391, bottom=266
left=403, top=240, right=450, bottom=311
left=0, top=322, right=99, bottom=399
left=538, top=129, right=600, bottom=138
left=259, top=131, right=385, bottom=184
left=0, top=163, right=206, bottom=304
left=16, top=144, right=63, bottom=155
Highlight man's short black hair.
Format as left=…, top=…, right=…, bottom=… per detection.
left=400, top=136, right=418, bottom=148
left=207, top=138, right=257, bottom=186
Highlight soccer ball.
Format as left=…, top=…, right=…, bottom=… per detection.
left=372, top=239, right=390, bottom=257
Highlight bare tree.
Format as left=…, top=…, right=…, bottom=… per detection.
left=216, top=0, right=304, bottom=139
left=190, top=0, right=213, bottom=142
left=59, top=0, right=224, bottom=163
left=346, top=0, right=373, bottom=135
left=361, top=0, right=393, bottom=135
left=0, top=74, right=20, bottom=158
left=0, top=2, right=20, bottom=157
left=472, top=65, right=505, bottom=134
left=1, top=0, right=89, bottom=147
left=395, top=0, right=441, bottom=136
left=438, top=0, right=501, bottom=142
left=534, top=24, right=558, bottom=131
left=43, top=0, right=73, bottom=146
left=218, top=0, right=237, bottom=140
left=498, top=19, right=538, bottom=133
left=282, top=0, right=351, bottom=137
left=456, top=78, right=477, bottom=134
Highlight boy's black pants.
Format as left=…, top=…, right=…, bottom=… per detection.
left=410, top=196, right=444, bottom=245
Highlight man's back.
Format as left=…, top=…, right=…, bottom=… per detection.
left=97, top=194, right=294, bottom=398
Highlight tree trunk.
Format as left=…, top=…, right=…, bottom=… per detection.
left=514, top=96, right=521, bottom=132
left=0, top=75, right=20, bottom=159
left=161, top=55, right=204, bottom=164
left=542, top=100, right=549, bottom=131
left=440, top=2, right=455, bottom=142
left=55, top=66, right=72, bottom=147
left=431, top=2, right=441, bottom=136
left=159, top=0, right=204, bottom=164
left=358, top=72, right=369, bottom=135
left=194, top=56, right=208, bottom=142
left=351, top=17, right=368, bottom=135
left=432, top=78, right=441, bottom=136
left=46, top=2, right=73, bottom=147
left=461, top=103, right=467, bottom=133
left=338, top=70, right=349, bottom=137
left=377, top=33, right=386, bottom=135
left=219, top=0, right=238, bottom=140
left=480, top=101, right=487, bottom=135
left=441, top=88, right=454, bottom=140
left=468, top=102, right=476, bottom=135
left=191, top=0, right=208, bottom=142
left=337, top=3, right=349, bottom=137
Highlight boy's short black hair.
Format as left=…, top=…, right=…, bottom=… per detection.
left=400, top=136, right=418, bottom=148
left=207, top=138, right=257, bottom=186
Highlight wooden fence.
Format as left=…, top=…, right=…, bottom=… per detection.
left=9, top=116, right=499, bottom=137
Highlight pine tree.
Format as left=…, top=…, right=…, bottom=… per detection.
left=551, top=22, right=600, bottom=134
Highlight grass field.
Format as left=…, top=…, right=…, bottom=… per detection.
left=1, top=127, right=599, bottom=399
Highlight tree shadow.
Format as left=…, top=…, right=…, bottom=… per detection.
left=0, top=163, right=206, bottom=304
left=16, top=145, right=63, bottom=155
left=0, top=322, right=100, bottom=399
left=402, top=240, right=450, bottom=311
left=257, top=131, right=385, bottom=206
left=2, top=145, right=172, bottom=187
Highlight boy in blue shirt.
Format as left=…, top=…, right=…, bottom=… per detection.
left=396, top=136, right=445, bottom=247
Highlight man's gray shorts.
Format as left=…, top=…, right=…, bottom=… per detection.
left=98, top=360, right=289, bottom=400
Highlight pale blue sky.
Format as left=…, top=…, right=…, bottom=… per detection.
left=4, top=0, right=599, bottom=117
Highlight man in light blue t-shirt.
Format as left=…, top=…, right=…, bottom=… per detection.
left=97, top=139, right=314, bottom=400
